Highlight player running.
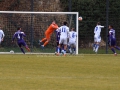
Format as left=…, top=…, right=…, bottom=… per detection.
left=12, top=27, right=30, bottom=54
left=93, top=22, right=104, bottom=53
left=68, top=28, right=77, bottom=54
left=108, top=25, right=120, bottom=56
left=39, top=21, right=58, bottom=48
left=0, top=25, right=5, bottom=44
left=56, top=21, right=69, bottom=56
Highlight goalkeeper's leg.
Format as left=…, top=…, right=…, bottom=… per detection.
left=41, top=33, right=51, bottom=47
left=40, top=38, right=47, bottom=43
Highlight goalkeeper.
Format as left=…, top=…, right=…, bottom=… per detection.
left=39, top=21, right=58, bottom=48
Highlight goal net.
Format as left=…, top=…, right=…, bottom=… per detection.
left=0, top=11, right=79, bottom=54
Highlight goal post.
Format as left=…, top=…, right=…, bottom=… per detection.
left=0, top=11, right=79, bottom=54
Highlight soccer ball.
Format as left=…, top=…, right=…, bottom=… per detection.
left=78, top=16, right=82, bottom=21
left=10, top=50, right=14, bottom=53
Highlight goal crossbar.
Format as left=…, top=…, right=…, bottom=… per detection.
left=0, top=11, right=78, bottom=14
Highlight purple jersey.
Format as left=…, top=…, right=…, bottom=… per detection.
left=109, top=29, right=116, bottom=46
left=109, top=29, right=115, bottom=40
left=56, top=31, right=60, bottom=42
left=12, top=30, right=27, bottom=47
left=56, top=31, right=61, bottom=46
left=12, top=30, right=26, bottom=41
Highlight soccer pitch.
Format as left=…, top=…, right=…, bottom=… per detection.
left=0, top=54, right=120, bottom=90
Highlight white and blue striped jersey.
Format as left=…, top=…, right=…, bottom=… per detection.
left=57, top=25, right=69, bottom=38
left=94, top=25, right=104, bottom=36
left=69, top=31, right=77, bottom=42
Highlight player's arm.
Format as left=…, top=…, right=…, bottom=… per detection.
left=99, top=25, right=104, bottom=28
left=21, top=32, right=26, bottom=37
left=52, top=24, right=58, bottom=29
left=56, top=27, right=61, bottom=32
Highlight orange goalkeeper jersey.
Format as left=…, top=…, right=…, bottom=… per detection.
left=45, top=23, right=58, bottom=34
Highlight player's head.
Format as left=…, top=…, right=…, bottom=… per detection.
left=52, top=21, right=56, bottom=24
left=63, top=21, right=67, bottom=25
left=71, top=28, right=75, bottom=31
left=17, top=27, right=21, bottom=30
left=97, top=22, right=101, bottom=25
left=109, top=25, right=113, bottom=29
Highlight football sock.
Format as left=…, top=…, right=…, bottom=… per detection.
left=41, top=38, right=47, bottom=42
left=61, top=49, right=64, bottom=54
left=73, top=48, right=76, bottom=52
left=57, top=47, right=60, bottom=53
left=68, top=45, right=70, bottom=49
left=26, top=47, right=30, bottom=52
left=115, top=46, right=120, bottom=50
left=20, top=48, right=25, bottom=54
left=60, top=48, right=61, bottom=53
left=111, top=48, right=116, bottom=53
left=64, top=50, right=66, bottom=54
left=56, top=47, right=58, bottom=52
left=69, top=48, right=72, bottom=53
left=93, top=43, right=96, bottom=47
left=73, top=48, right=76, bottom=53
left=95, top=44, right=97, bottom=49
left=56, top=46, right=61, bottom=53
left=93, top=43, right=96, bottom=50
left=43, top=41, right=49, bottom=46
left=95, top=44, right=99, bottom=52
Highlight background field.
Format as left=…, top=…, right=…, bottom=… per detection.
left=0, top=54, right=120, bottom=90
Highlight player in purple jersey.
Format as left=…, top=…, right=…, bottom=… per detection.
left=55, top=30, right=61, bottom=54
left=108, top=25, right=120, bottom=56
left=56, top=31, right=60, bottom=46
left=12, top=27, right=30, bottom=54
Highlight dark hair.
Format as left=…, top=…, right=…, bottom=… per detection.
left=71, top=28, right=75, bottom=30
left=97, top=22, right=101, bottom=25
left=17, top=27, right=21, bottom=30
left=63, top=21, right=67, bottom=25
left=109, top=25, right=113, bottom=28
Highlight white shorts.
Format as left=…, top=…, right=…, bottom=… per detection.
left=59, top=37, right=67, bottom=45
left=68, top=41, right=76, bottom=47
left=94, top=35, right=101, bottom=42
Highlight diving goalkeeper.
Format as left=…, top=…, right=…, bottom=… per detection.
left=39, top=21, right=58, bottom=48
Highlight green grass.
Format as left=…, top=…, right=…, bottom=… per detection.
left=0, top=47, right=117, bottom=54
left=0, top=54, right=120, bottom=90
